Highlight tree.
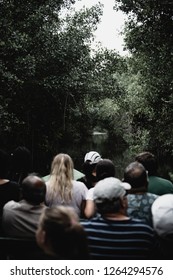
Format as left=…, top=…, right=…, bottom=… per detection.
left=0, top=0, right=104, bottom=172
left=114, top=0, right=173, bottom=157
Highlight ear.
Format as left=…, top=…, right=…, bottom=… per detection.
left=120, top=196, right=127, bottom=209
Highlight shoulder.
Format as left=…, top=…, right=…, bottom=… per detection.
left=146, top=192, right=158, bottom=199
left=3, top=200, right=19, bottom=211
left=72, top=180, right=88, bottom=190
left=130, top=218, right=154, bottom=231
left=150, top=176, right=173, bottom=186
left=86, top=187, right=94, bottom=200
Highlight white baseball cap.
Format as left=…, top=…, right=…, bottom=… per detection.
left=84, top=151, right=102, bottom=164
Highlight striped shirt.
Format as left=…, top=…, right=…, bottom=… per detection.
left=81, top=216, right=158, bottom=259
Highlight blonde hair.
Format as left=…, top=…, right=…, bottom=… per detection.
left=38, top=206, right=89, bottom=259
left=46, top=153, right=74, bottom=203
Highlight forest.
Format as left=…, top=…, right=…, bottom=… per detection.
left=0, top=0, right=173, bottom=176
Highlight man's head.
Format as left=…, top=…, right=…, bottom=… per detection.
left=21, top=174, right=46, bottom=205
left=96, top=159, right=116, bottom=181
left=83, top=151, right=102, bottom=186
left=84, top=151, right=102, bottom=165
left=93, top=177, right=131, bottom=215
left=135, top=151, right=157, bottom=176
left=123, top=161, right=148, bottom=192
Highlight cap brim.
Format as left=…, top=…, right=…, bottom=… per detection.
left=121, top=182, right=131, bottom=190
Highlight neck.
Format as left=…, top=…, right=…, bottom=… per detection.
left=129, top=186, right=147, bottom=194
left=103, top=212, right=129, bottom=221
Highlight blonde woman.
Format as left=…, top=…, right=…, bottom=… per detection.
left=45, top=153, right=88, bottom=217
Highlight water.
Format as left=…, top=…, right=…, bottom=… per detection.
left=55, top=131, right=130, bottom=180
left=37, top=131, right=173, bottom=181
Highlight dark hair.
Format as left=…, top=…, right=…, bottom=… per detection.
left=40, top=206, right=89, bottom=259
left=11, top=146, right=32, bottom=173
left=135, top=151, right=157, bottom=176
left=0, top=149, right=10, bottom=178
left=123, top=161, right=148, bottom=189
left=95, top=199, right=121, bottom=215
left=21, top=174, right=46, bottom=204
left=96, top=159, right=116, bottom=181
left=82, top=161, right=98, bottom=187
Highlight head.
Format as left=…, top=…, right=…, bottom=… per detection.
left=48, top=154, right=74, bottom=202
left=83, top=151, right=102, bottom=186
left=36, top=206, right=89, bottom=259
left=152, top=194, right=173, bottom=238
left=84, top=151, right=102, bottom=165
left=0, top=149, right=10, bottom=179
left=123, top=161, right=148, bottom=192
left=96, top=159, right=116, bottom=181
left=21, top=174, right=46, bottom=205
left=93, top=177, right=131, bottom=215
left=51, top=153, right=73, bottom=179
left=135, top=151, right=158, bottom=176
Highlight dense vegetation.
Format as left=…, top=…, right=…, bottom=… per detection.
left=0, top=0, right=173, bottom=174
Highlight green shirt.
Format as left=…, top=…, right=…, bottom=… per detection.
left=148, top=176, right=173, bottom=195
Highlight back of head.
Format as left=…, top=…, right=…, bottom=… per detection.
left=82, top=151, right=102, bottom=187
left=93, top=177, right=131, bottom=214
left=135, top=151, right=157, bottom=176
left=48, top=153, right=74, bottom=202
left=123, top=161, right=148, bottom=190
left=0, top=149, right=9, bottom=178
left=38, top=206, right=89, bottom=259
left=51, top=153, right=73, bottom=179
left=21, top=174, right=46, bottom=204
left=84, top=151, right=102, bottom=165
left=96, top=159, right=116, bottom=181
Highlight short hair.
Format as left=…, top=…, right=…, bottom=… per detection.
left=21, top=174, right=46, bottom=204
left=39, top=206, right=89, bottom=259
left=96, top=199, right=121, bottom=215
left=0, top=149, right=9, bottom=178
left=135, top=151, right=157, bottom=176
left=96, top=159, right=116, bottom=181
left=123, top=161, right=148, bottom=189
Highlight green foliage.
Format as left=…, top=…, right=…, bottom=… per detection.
left=1, top=0, right=128, bottom=173
left=114, top=0, right=173, bottom=156
left=0, top=0, right=103, bottom=159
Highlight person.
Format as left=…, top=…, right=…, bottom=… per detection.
left=84, top=159, right=116, bottom=219
left=79, top=151, right=102, bottom=189
left=45, top=153, right=88, bottom=217
left=151, top=194, right=173, bottom=259
left=135, top=151, right=173, bottom=195
left=36, top=206, right=89, bottom=259
left=81, top=177, right=159, bottom=259
left=123, top=161, right=158, bottom=226
left=10, top=146, right=32, bottom=185
left=0, top=149, right=20, bottom=218
left=2, top=174, right=46, bottom=238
